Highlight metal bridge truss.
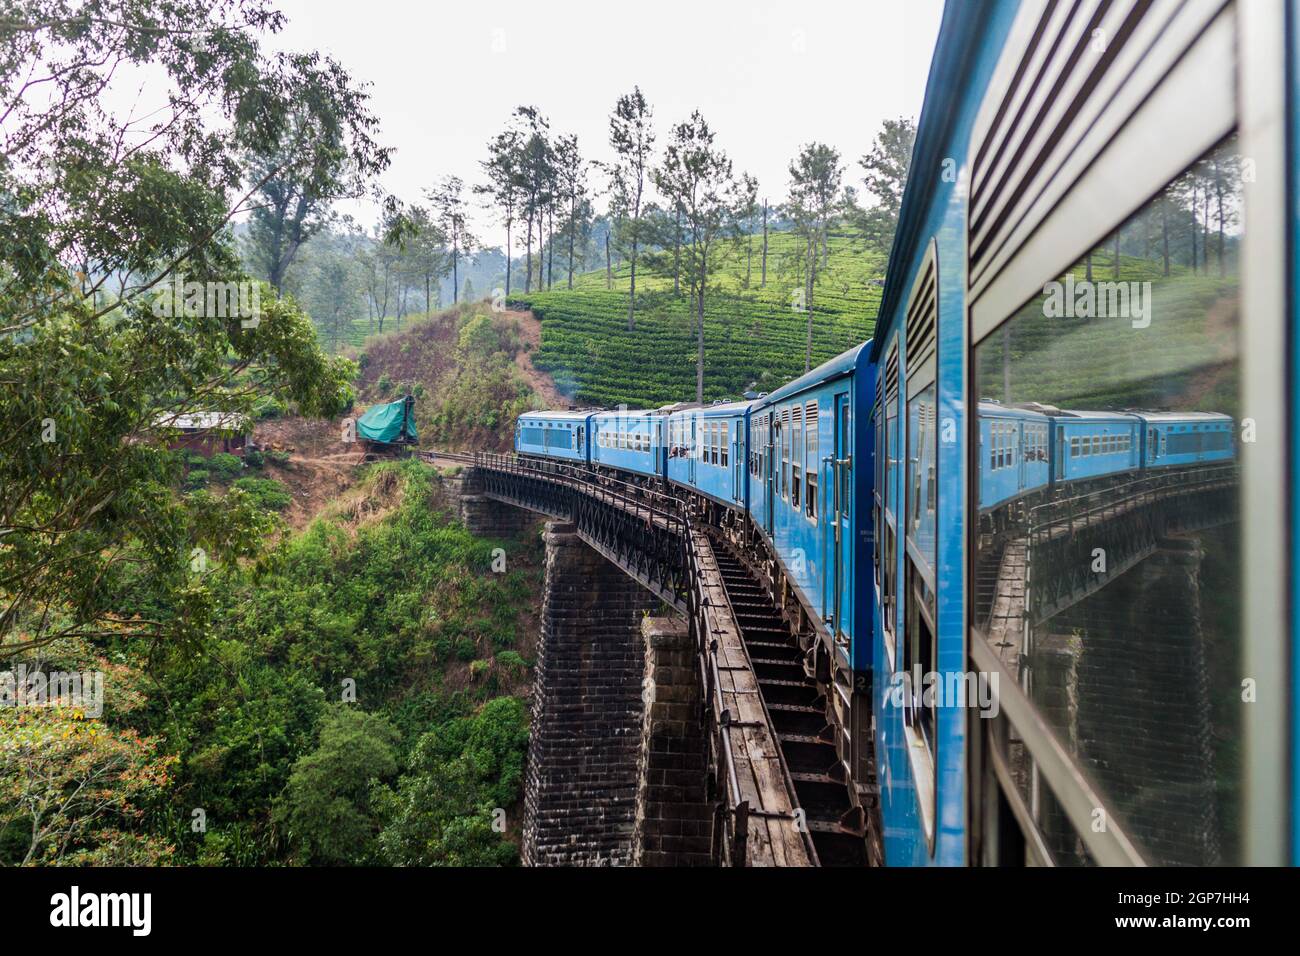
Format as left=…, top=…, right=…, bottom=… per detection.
left=1023, top=464, right=1239, bottom=627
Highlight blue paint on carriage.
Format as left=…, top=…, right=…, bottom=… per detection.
left=751, top=345, right=873, bottom=672
left=976, top=403, right=1052, bottom=511
left=590, top=409, right=666, bottom=476
left=1130, top=411, right=1235, bottom=469
left=1053, top=410, right=1142, bottom=483
left=514, top=411, right=593, bottom=463
left=665, top=401, right=750, bottom=510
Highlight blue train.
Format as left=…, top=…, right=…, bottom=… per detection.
left=516, top=0, right=1297, bottom=867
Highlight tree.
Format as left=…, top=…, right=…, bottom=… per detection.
left=788, top=143, right=844, bottom=371
left=735, top=173, right=759, bottom=288
left=376, top=697, right=528, bottom=867
left=0, top=0, right=359, bottom=661
left=428, top=176, right=477, bottom=305
left=400, top=205, right=450, bottom=315
left=553, top=134, right=591, bottom=289
left=653, top=112, right=738, bottom=404
left=476, top=126, right=524, bottom=296
left=276, top=706, right=400, bottom=865
left=605, top=88, right=655, bottom=331
left=858, top=117, right=916, bottom=251
left=0, top=706, right=175, bottom=865
left=512, top=107, right=553, bottom=293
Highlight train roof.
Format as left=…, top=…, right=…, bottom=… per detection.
left=667, top=399, right=753, bottom=417
left=590, top=407, right=663, bottom=420
left=518, top=410, right=593, bottom=421
left=977, top=401, right=1050, bottom=420
left=1052, top=409, right=1143, bottom=422
left=1125, top=411, right=1233, bottom=423
left=757, top=343, right=869, bottom=407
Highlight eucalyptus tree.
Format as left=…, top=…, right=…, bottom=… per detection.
left=476, top=126, right=524, bottom=296
left=428, top=177, right=477, bottom=305
left=788, top=143, right=844, bottom=371
left=553, top=134, right=591, bottom=289
left=0, top=0, right=364, bottom=659
left=605, top=87, right=655, bottom=331
left=653, top=112, right=738, bottom=404
left=512, top=106, right=553, bottom=293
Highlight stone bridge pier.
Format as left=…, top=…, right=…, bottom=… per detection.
left=521, top=521, right=713, bottom=867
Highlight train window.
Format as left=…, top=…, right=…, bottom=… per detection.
left=973, top=137, right=1245, bottom=864
left=721, top=422, right=729, bottom=468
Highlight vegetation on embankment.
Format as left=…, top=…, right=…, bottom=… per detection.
left=512, top=231, right=882, bottom=407
left=350, top=302, right=543, bottom=451
left=1, top=459, right=541, bottom=866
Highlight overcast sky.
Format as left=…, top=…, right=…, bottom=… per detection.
left=268, top=0, right=946, bottom=245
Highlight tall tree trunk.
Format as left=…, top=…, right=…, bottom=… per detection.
left=696, top=254, right=706, bottom=406
left=804, top=236, right=815, bottom=373
left=425, top=275, right=431, bottom=315
left=505, top=217, right=512, bottom=297
left=525, top=213, right=534, bottom=293
left=568, top=198, right=577, bottom=289
left=452, top=243, right=459, bottom=304
left=628, top=234, right=638, bottom=332
left=761, top=201, right=768, bottom=287
left=1113, top=228, right=1121, bottom=280
left=1215, top=160, right=1226, bottom=277
left=547, top=206, right=554, bottom=291
left=1190, top=182, right=1199, bottom=274
left=673, top=207, right=681, bottom=295
left=746, top=231, right=753, bottom=288
left=605, top=231, right=612, bottom=289
left=1161, top=197, right=1171, bottom=277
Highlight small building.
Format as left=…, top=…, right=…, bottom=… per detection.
left=154, top=412, right=250, bottom=458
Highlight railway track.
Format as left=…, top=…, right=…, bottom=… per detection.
left=710, top=542, right=868, bottom=867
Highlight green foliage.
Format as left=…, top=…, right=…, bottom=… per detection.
left=184, top=469, right=211, bottom=491
left=231, top=477, right=293, bottom=512
left=512, top=230, right=880, bottom=406
left=376, top=696, right=529, bottom=866
left=276, top=706, right=400, bottom=865
left=209, top=452, right=244, bottom=478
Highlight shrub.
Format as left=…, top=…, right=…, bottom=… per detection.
left=243, top=449, right=265, bottom=469
left=231, top=477, right=292, bottom=512
left=209, top=452, right=243, bottom=478
left=184, top=469, right=210, bottom=491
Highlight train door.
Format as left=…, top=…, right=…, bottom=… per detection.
left=1055, top=425, right=1064, bottom=482
left=689, top=414, right=697, bottom=484
left=732, top=420, right=741, bottom=502
left=767, top=415, right=778, bottom=533
left=834, top=392, right=852, bottom=643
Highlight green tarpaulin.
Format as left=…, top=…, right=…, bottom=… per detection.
left=356, top=396, right=418, bottom=444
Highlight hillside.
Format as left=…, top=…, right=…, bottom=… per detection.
left=511, top=230, right=884, bottom=408
left=349, top=303, right=550, bottom=451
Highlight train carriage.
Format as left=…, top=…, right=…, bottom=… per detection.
left=590, top=408, right=666, bottom=478
left=1132, top=411, right=1235, bottom=468
left=751, top=346, right=873, bottom=674
left=976, top=402, right=1052, bottom=511
left=1051, top=410, right=1141, bottom=483
left=515, top=411, right=592, bottom=464
left=665, top=401, right=750, bottom=511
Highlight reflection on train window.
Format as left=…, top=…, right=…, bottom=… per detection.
left=973, top=138, right=1243, bottom=864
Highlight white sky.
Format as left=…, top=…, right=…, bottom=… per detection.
left=268, top=0, right=946, bottom=246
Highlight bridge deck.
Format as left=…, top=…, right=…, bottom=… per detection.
left=692, top=530, right=811, bottom=867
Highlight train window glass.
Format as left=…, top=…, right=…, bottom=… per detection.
left=972, top=137, right=1244, bottom=864
left=721, top=423, right=729, bottom=468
